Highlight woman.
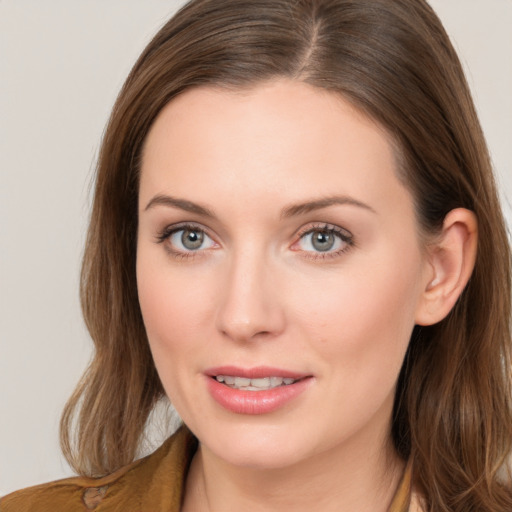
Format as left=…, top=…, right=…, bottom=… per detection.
left=2, top=0, right=511, bottom=510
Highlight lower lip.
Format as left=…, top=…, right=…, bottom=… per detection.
left=206, top=377, right=312, bottom=415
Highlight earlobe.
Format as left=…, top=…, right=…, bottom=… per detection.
left=415, top=208, right=478, bottom=326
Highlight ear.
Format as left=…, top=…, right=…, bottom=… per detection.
left=415, top=208, right=478, bottom=326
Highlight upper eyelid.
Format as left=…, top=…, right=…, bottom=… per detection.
left=157, top=221, right=214, bottom=238
left=295, top=222, right=353, bottom=239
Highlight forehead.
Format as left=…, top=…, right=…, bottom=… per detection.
left=139, top=79, right=411, bottom=219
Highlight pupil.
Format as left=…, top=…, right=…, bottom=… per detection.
left=312, top=231, right=334, bottom=252
left=182, top=229, right=203, bottom=250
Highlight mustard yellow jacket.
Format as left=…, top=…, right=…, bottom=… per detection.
left=1, top=426, right=421, bottom=511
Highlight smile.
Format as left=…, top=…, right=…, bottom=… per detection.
left=214, top=375, right=298, bottom=391
left=205, top=367, right=313, bottom=414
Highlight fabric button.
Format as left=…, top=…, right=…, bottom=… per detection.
left=82, top=485, right=108, bottom=510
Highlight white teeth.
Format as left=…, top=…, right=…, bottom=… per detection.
left=214, top=375, right=298, bottom=390
left=251, top=377, right=270, bottom=388
left=270, top=377, right=283, bottom=387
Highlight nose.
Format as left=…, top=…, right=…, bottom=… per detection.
left=215, top=249, right=286, bottom=343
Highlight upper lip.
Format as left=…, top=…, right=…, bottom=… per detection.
left=205, top=366, right=311, bottom=379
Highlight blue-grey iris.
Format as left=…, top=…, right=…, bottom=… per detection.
left=182, top=229, right=204, bottom=250
left=312, top=231, right=335, bottom=252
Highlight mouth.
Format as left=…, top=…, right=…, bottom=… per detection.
left=204, top=366, right=312, bottom=414
left=213, top=375, right=301, bottom=391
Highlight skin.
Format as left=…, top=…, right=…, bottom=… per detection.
left=136, top=80, right=477, bottom=511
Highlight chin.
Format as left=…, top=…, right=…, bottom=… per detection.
left=213, top=439, right=308, bottom=470
left=192, top=419, right=319, bottom=470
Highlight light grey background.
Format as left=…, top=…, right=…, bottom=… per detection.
left=1, top=0, right=511, bottom=496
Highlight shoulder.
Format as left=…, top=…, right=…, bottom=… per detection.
left=0, top=426, right=197, bottom=512
left=0, top=477, right=106, bottom=512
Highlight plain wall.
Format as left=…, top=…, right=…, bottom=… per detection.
left=1, top=0, right=511, bottom=496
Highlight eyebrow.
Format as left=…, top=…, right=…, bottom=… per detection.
left=144, top=194, right=376, bottom=218
left=280, top=196, right=376, bottom=218
left=144, top=194, right=215, bottom=217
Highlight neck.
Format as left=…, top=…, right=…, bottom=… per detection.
left=182, top=420, right=405, bottom=512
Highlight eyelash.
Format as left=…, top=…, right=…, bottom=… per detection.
left=155, top=223, right=216, bottom=260
left=293, top=223, right=354, bottom=261
left=155, top=222, right=355, bottom=261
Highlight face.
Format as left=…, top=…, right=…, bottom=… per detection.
left=137, top=80, right=431, bottom=470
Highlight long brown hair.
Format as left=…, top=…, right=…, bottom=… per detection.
left=61, top=0, right=512, bottom=509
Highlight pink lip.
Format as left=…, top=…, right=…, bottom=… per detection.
left=205, top=366, right=309, bottom=380
left=204, top=366, right=313, bottom=415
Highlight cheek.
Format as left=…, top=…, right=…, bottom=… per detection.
left=136, top=250, right=208, bottom=380
left=137, top=240, right=213, bottom=333
left=291, top=250, right=423, bottom=379
left=137, top=267, right=206, bottom=421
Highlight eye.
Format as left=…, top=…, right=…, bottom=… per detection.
left=170, top=228, right=213, bottom=251
left=293, top=224, right=353, bottom=257
left=156, top=224, right=217, bottom=255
